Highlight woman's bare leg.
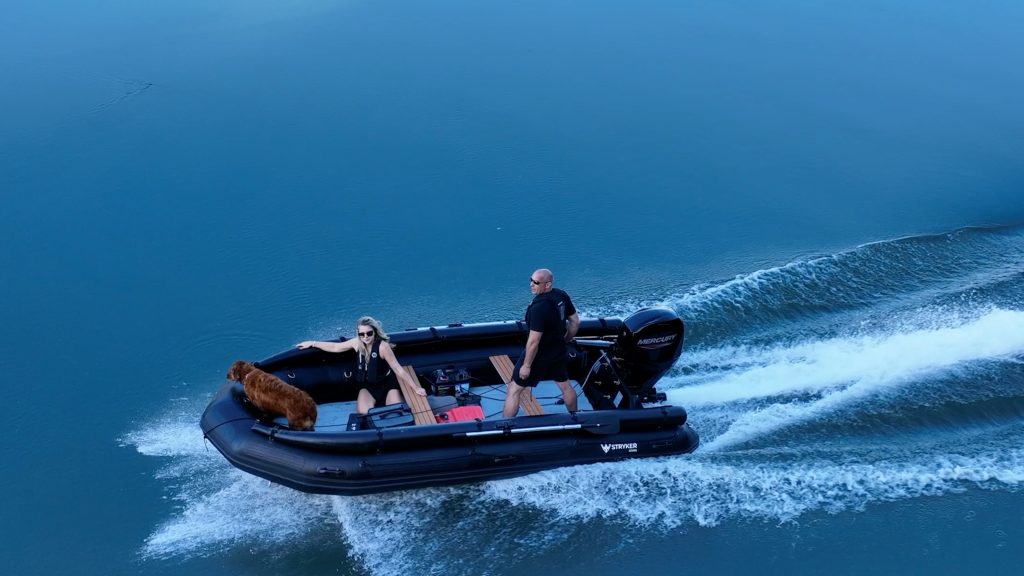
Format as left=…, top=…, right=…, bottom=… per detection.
left=385, top=389, right=403, bottom=406
left=356, top=388, right=375, bottom=414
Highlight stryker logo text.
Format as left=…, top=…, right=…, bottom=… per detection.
left=600, top=442, right=638, bottom=454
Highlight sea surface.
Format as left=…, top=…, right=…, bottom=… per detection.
left=2, top=1, right=1023, bottom=575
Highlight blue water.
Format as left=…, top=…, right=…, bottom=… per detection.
left=3, top=1, right=1023, bottom=575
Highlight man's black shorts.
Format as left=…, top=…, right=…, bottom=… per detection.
left=512, top=357, right=568, bottom=387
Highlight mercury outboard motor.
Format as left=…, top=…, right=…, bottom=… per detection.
left=611, top=307, right=685, bottom=408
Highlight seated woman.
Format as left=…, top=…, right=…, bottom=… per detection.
left=297, top=316, right=426, bottom=414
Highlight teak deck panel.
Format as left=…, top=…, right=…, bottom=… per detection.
left=488, top=354, right=545, bottom=416
left=400, top=366, right=436, bottom=425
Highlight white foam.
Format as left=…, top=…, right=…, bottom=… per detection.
left=328, top=489, right=456, bottom=576
left=119, top=407, right=329, bottom=560
left=133, top=421, right=1024, bottom=566
left=329, top=485, right=580, bottom=576
left=125, top=407, right=473, bottom=569
left=673, top=255, right=837, bottom=310
left=120, top=417, right=210, bottom=459
left=143, top=471, right=331, bottom=558
left=482, top=447, right=1024, bottom=528
left=667, top=308, right=1024, bottom=450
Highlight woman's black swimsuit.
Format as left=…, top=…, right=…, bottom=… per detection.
left=357, top=339, right=400, bottom=405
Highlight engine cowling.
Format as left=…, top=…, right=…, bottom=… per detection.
left=612, top=307, right=685, bottom=407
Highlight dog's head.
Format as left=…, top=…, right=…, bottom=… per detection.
left=226, top=360, right=256, bottom=382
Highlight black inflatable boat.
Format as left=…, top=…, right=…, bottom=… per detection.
left=200, top=307, right=699, bottom=495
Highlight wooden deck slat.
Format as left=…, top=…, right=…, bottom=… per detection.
left=488, top=355, right=544, bottom=416
left=400, top=366, right=436, bottom=425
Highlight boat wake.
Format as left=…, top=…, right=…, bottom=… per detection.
left=123, top=225, right=1024, bottom=574
left=669, top=307, right=1024, bottom=451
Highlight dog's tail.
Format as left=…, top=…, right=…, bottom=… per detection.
left=290, top=401, right=318, bottom=431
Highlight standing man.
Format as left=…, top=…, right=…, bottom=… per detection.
left=503, top=268, right=581, bottom=417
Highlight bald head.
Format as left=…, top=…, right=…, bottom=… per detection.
left=529, top=268, right=554, bottom=294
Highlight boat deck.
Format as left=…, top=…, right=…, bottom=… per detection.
left=274, top=380, right=591, bottom=431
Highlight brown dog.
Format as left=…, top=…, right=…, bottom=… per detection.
left=227, top=360, right=317, bottom=431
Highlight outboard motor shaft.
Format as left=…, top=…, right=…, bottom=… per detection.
left=612, top=307, right=685, bottom=408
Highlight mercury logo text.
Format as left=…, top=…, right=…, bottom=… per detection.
left=637, top=334, right=677, bottom=346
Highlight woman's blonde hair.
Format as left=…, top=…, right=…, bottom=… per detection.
left=353, top=316, right=389, bottom=359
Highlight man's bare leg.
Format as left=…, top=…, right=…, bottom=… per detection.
left=503, top=381, right=525, bottom=418
left=555, top=380, right=578, bottom=412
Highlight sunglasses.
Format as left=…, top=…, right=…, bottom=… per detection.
left=358, top=331, right=374, bottom=338
left=530, top=278, right=546, bottom=285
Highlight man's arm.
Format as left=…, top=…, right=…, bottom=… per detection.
left=565, top=312, right=580, bottom=341
left=519, top=329, right=543, bottom=379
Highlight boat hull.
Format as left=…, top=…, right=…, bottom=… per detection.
left=201, top=381, right=699, bottom=495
